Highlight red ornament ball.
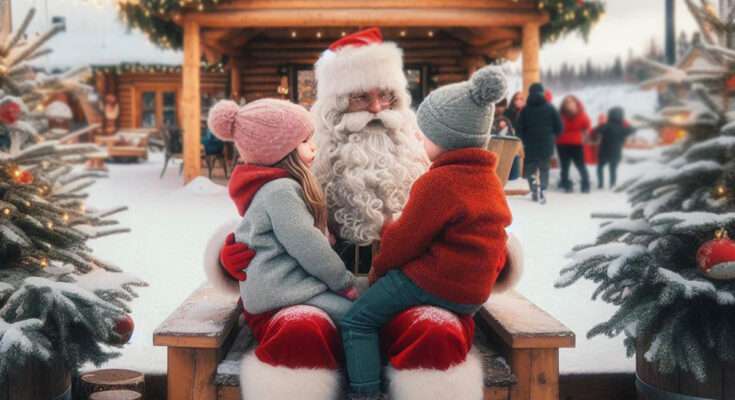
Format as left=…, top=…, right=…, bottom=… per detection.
left=697, top=229, right=735, bottom=280
left=0, top=101, right=22, bottom=125
left=17, top=170, right=33, bottom=184
left=111, top=314, right=135, bottom=344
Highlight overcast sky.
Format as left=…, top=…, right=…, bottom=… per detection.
left=12, top=0, right=702, bottom=70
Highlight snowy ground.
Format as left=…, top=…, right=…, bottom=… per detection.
left=85, top=84, right=660, bottom=375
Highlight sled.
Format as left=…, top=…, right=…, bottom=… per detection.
left=154, top=285, right=574, bottom=400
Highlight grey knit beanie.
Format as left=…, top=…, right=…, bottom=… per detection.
left=417, top=66, right=508, bottom=150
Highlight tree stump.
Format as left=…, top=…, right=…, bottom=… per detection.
left=0, top=357, right=71, bottom=400
left=89, top=390, right=142, bottom=400
left=78, top=369, right=145, bottom=400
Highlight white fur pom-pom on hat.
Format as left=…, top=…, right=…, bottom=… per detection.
left=207, top=100, right=239, bottom=141
left=469, top=66, right=508, bottom=107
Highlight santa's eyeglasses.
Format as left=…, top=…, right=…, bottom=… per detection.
left=348, top=90, right=397, bottom=109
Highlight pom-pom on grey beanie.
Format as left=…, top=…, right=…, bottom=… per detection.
left=417, top=65, right=508, bottom=150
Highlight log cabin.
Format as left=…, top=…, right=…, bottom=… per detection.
left=106, top=0, right=572, bottom=182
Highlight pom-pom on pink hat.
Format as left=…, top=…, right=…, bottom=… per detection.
left=207, top=98, right=314, bottom=166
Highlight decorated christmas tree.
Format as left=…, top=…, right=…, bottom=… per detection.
left=556, top=0, right=735, bottom=382
left=0, top=7, right=145, bottom=384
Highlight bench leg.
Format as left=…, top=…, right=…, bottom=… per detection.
left=167, top=348, right=218, bottom=400
left=509, top=349, right=559, bottom=400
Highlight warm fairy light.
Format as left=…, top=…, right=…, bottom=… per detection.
left=2, top=208, right=10, bottom=216
left=399, top=30, right=407, bottom=37
left=40, top=258, right=48, bottom=268
left=63, top=213, right=70, bottom=223
left=427, top=30, right=434, bottom=38
left=290, top=31, right=297, bottom=38
left=80, top=204, right=86, bottom=213
left=47, top=221, right=54, bottom=229
left=13, top=169, right=21, bottom=178
left=714, top=185, right=727, bottom=198
left=341, top=31, right=347, bottom=37
left=316, top=31, right=322, bottom=38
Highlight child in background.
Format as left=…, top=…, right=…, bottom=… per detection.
left=207, top=99, right=357, bottom=323
left=340, top=66, right=513, bottom=400
left=596, top=106, right=635, bottom=188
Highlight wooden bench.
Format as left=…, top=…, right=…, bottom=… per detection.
left=154, top=286, right=574, bottom=400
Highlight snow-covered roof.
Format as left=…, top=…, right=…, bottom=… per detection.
left=11, top=2, right=181, bottom=69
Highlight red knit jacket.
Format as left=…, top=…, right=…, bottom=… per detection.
left=372, top=148, right=512, bottom=305
left=557, top=97, right=591, bottom=146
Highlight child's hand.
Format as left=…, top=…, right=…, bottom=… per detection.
left=339, top=287, right=359, bottom=300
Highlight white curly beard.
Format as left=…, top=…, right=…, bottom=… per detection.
left=312, top=98, right=428, bottom=246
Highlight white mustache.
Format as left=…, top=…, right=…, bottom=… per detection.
left=334, top=109, right=405, bottom=133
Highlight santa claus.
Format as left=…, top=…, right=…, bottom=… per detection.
left=310, top=27, right=427, bottom=249
left=204, top=28, right=523, bottom=400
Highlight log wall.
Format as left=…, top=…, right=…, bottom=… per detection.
left=235, top=36, right=471, bottom=102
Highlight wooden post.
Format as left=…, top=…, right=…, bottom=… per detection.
left=0, top=0, right=11, bottom=44
left=182, top=19, right=202, bottom=183
left=522, top=23, right=540, bottom=96
left=229, top=57, right=241, bottom=101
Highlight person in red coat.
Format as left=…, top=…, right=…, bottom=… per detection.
left=557, top=95, right=592, bottom=193
left=340, top=66, right=512, bottom=400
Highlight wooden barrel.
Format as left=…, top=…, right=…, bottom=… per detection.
left=636, top=338, right=735, bottom=399
left=486, top=136, right=523, bottom=187
left=0, top=357, right=71, bottom=400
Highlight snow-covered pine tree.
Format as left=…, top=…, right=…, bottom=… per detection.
left=0, top=7, right=145, bottom=385
left=557, top=0, right=735, bottom=382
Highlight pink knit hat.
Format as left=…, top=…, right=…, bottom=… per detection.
left=207, top=99, right=314, bottom=166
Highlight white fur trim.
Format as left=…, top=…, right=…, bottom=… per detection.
left=387, top=349, right=484, bottom=400
left=240, top=351, right=341, bottom=400
left=315, top=42, right=408, bottom=99
left=203, top=219, right=241, bottom=296
left=493, top=233, right=524, bottom=294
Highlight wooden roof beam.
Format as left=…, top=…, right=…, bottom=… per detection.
left=446, top=27, right=520, bottom=47
left=180, top=8, right=549, bottom=28
left=217, top=0, right=538, bottom=10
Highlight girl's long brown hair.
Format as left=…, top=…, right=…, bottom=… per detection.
left=274, top=151, right=328, bottom=233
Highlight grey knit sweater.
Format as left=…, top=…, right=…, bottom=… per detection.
left=235, top=178, right=354, bottom=314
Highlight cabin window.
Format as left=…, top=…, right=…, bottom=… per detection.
left=297, top=69, right=317, bottom=108
left=162, top=92, right=176, bottom=127
left=141, top=92, right=156, bottom=127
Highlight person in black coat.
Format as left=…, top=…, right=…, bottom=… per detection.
left=517, top=83, right=563, bottom=203
left=595, top=107, right=635, bottom=188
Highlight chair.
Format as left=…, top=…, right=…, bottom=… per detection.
left=160, top=126, right=183, bottom=178
left=201, top=129, right=228, bottom=180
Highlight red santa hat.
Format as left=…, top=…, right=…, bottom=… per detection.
left=315, top=27, right=408, bottom=101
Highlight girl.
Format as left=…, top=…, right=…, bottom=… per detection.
left=503, top=91, right=524, bottom=133
left=207, top=99, right=357, bottom=322
left=596, top=107, right=635, bottom=188
left=557, top=95, right=592, bottom=193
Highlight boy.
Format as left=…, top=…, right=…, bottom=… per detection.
left=341, top=66, right=513, bottom=400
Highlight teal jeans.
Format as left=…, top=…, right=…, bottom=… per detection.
left=339, top=270, right=480, bottom=395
